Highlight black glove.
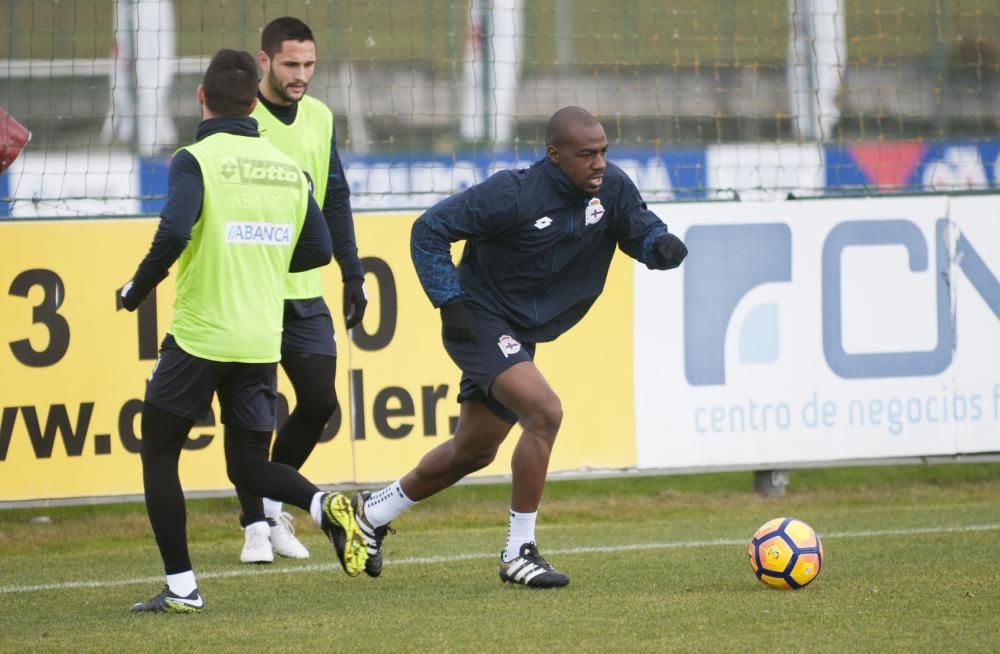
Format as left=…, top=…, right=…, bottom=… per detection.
left=652, top=233, right=688, bottom=270
left=343, top=277, right=368, bottom=329
left=118, top=268, right=166, bottom=312
left=440, top=299, right=475, bottom=343
left=118, top=280, right=145, bottom=312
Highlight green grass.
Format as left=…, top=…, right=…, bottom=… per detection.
left=2, top=464, right=1000, bottom=653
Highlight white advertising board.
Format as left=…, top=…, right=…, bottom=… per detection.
left=634, top=195, right=1000, bottom=469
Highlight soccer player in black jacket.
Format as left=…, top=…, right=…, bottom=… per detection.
left=349, top=106, right=687, bottom=587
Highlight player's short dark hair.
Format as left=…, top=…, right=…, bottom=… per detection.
left=261, top=17, right=315, bottom=57
left=202, top=49, right=258, bottom=117
left=546, top=106, right=601, bottom=148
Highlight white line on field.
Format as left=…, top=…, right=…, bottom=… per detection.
left=2, top=522, right=997, bottom=595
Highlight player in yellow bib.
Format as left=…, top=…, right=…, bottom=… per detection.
left=233, top=17, right=369, bottom=564
left=120, top=50, right=366, bottom=613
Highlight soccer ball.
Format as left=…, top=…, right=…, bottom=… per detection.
left=748, top=517, right=824, bottom=590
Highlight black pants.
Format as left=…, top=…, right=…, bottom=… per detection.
left=235, top=352, right=337, bottom=525
left=140, top=402, right=320, bottom=575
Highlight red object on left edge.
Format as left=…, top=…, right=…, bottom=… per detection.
left=0, top=106, right=31, bottom=173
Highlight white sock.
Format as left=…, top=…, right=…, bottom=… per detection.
left=503, top=510, right=537, bottom=562
left=309, top=491, right=325, bottom=525
left=166, top=570, right=197, bottom=596
left=363, top=480, right=416, bottom=528
left=262, top=498, right=283, bottom=519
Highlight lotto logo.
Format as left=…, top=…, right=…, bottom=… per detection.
left=217, top=157, right=302, bottom=188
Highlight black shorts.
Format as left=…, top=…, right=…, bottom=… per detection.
left=281, top=298, right=337, bottom=357
left=145, top=334, right=279, bottom=432
left=443, top=308, right=536, bottom=425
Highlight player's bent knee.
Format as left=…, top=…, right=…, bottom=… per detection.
left=317, top=393, right=339, bottom=419
left=226, top=459, right=263, bottom=488
left=454, top=444, right=500, bottom=473
left=296, top=394, right=338, bottom=423
left=522, top=396, right=563, bottom=436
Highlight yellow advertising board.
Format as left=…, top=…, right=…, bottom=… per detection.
left=0, top=214, right=636, bottom=503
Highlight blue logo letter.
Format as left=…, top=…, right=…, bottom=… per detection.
left=684, top=224, right=792, bottom=385
left=822, top=218, right=952, bottom=378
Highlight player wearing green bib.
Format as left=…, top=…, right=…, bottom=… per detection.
left=232, top=17, right=368, bottom=564
left=169, top=132, right=307, bottom=362
left=120, top=50, right=367, bottom=614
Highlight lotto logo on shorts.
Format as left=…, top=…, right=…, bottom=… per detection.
left=497, top=334, right=522, bottom=358
left=225, top=222, right=294, bottom=246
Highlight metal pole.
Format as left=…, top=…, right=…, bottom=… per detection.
left=721, top=0, right=736, bottom=139
left=804, top=0, right=818, bottom=141
left=555, top=0, right=573, bottom=66
left=931, top=0, right=950, bottom=138
left=126, top=0, right=139, bottom=156
left=481, top=2, right=492, bottom=143
left=449, top=1, right=461, bottom=142
left=7, top=0, right=17, bottom=60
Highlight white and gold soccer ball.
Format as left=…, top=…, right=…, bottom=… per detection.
left=748, top=517, right=824, bottom=590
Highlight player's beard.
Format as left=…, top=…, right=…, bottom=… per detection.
left=267, top=69, right=308, bottom=105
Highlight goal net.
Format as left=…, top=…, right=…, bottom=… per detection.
left=1, top=0, right=998, bottom=216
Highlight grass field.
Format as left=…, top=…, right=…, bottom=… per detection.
left=2, top=463, right=1000, bottom=653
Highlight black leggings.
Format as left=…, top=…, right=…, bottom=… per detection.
left=140, top=402, right=320, bottom=574
left=236, top=352, right=337, bottom=524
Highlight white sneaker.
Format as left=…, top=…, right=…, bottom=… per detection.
left=268, top=512, right=310, bottom=559
left=240, top=521, right=274, bottom=564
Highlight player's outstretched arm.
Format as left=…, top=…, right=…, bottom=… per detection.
left=650, top=233, right=688, bottom=270
left=610, top=169, right=687, bottom=270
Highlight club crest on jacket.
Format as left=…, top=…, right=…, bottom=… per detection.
left=585, top=198, right=605, bottom=225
